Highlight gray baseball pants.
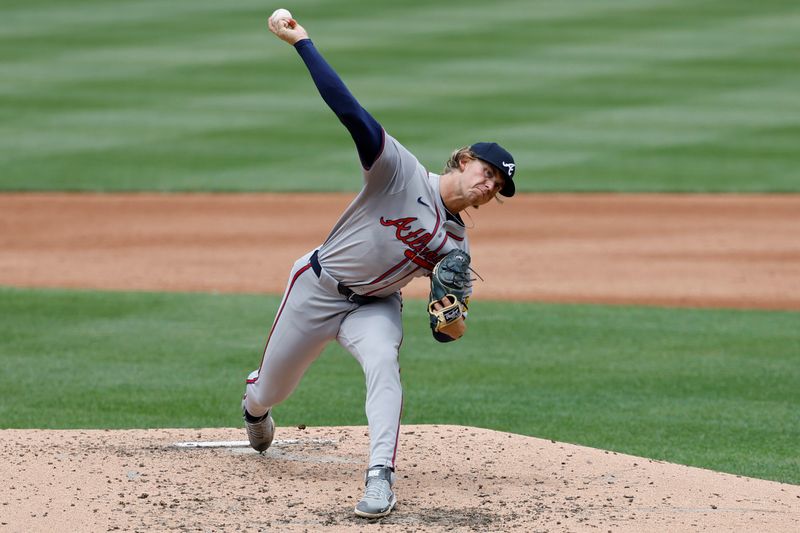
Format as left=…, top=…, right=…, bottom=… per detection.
left=244, top=250, right=403, bottom=469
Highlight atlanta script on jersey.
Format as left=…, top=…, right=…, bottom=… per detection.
left=317, top=133, right=471, bottom=299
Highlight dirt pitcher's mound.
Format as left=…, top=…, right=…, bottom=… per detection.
left=1, top=426, right=797, bottom=532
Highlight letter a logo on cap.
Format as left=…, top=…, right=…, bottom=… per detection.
left=502, top=161, right=515, bottom=177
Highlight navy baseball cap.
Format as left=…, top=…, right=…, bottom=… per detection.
left=470, top=142, right=516, bottom=197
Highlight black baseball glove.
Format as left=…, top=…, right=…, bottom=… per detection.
left=428, top=249, right=471, bottom=333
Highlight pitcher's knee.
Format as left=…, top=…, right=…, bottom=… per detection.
left=362, top=349, right=400, bottom=377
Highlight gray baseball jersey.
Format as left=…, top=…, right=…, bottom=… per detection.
left=319, top=133, right=470, bottom=296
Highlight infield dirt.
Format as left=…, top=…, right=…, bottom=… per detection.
left=1, top=193, right=799, bottom=309
left=1, top=193, right=799, bottom=532
left=2, top=426, right=799, bottom=532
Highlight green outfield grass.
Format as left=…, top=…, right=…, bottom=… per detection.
left=2, top=0, right=799, bottom=192
left=1, top=287, right=797, bottom=484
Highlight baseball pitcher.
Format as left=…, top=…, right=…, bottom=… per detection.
left=241, top=9, right=518, bottom=518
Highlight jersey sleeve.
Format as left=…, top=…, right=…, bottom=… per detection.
left=362, top=133, right=423, bottom=194
left=294, top=39, right=383, bottom=170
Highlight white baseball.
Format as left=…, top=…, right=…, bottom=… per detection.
left=270, top=8, right=292, bottom=22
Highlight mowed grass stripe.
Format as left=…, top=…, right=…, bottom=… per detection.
left=0, top=287, right=797, bottom=484
left=5, top=3, right=794, bottom=117
left=1, top=6, right=792, bottom=135
left=1, top=0, right=799, bottom=191
left=0, top=0, right=265, bottom=39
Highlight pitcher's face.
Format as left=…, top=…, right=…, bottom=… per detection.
left=458, top=159, right=505, bottom=207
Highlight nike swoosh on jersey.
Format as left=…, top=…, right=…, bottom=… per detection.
left=417, top=196, right=430, bottom=208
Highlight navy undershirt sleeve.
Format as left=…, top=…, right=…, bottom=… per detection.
left=294, top=39, right=383, bottom=169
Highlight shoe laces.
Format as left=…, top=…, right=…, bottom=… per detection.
left=246, top=415, right=271, bottom=437
left=249, top=422, right=267, bottom=438
left=364, top=477, right=392, bottom=501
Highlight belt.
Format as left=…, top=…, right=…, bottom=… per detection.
left=309, top=250, right=381, bottom=305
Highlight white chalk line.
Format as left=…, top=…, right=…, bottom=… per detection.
left=172, top=438, right=337, bottom=449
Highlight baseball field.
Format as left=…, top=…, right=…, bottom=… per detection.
left=1, top=0, right=799, bottom=531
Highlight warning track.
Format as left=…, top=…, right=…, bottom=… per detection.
left=1, top=192, right=799, bottom=309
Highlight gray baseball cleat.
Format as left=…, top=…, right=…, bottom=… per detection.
left=354, top=465, right=397, bottom=518
left=241, top=396, right=275, bottom=452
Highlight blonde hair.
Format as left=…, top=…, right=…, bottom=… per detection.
left=442, top=146, right=477, bottom=174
